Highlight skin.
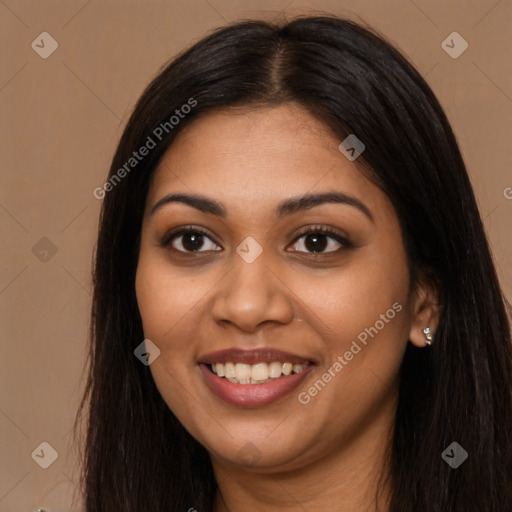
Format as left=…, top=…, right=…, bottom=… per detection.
left=135, top=103, right=441, bottom=512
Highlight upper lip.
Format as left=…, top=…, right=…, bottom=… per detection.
left=198, top=348, right=315, bottom=365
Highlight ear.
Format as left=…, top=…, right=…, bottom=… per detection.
left=408, top=270, right=442, bottom=348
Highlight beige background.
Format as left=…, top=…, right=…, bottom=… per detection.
left=1, top=0, right=511, bottom=510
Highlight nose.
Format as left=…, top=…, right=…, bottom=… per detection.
left=210, top=252, right=295, bottom=333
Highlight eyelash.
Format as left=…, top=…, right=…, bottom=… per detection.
left=160, top=225, right=352, bottom=255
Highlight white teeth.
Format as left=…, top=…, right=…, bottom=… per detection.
left=269, top=361, right=282, bottom=378
left=251, top=363, right=269, bottom=381
left=225, top=362, right=236, bottom=379
left=209, top=360, right=309, bottom=384
left=215, top=363, right=225, bottom=377
left=235, top=363, right=252, bottom=381
left=282, top=362, right=293, bottom=376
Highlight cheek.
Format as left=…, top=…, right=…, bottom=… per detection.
left=135, top=251, right=209, bottom=343
left=289, top=239, right=412, bottom=415
left=134, top=249, right=215, bottom=406
left=294, top=253, right=409, bottom=351
left=292, top=261, right=409, bottom=435
left=135, top=254, right=201, bottom=420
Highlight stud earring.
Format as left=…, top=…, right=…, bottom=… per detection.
left=423, top=327, right=434, bottom=346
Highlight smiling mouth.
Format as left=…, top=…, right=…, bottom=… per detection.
left=208, top=361, right=312, bottom=384
left=198, top=348, right=316, bottom=406
left=199, top=360, right=315, bottom=407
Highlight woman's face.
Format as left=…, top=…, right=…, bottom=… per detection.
left=135, top=103, right=430, bottom=473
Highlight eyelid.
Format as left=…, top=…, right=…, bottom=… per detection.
left=160, top=225, right=220, bottom=251
left=289, top=225, right=352, bottom=252
left=158, top=225, right=223, bottom=257
left=292, top=225, right=350, bottom=242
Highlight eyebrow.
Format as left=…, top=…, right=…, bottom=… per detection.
left=149, top=191, right=374, bottom=224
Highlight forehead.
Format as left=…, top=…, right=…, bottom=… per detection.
left=147, top=103, right=389, bottom=219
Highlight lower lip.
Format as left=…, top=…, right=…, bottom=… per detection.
left=199, top=363, right=314, bottom=408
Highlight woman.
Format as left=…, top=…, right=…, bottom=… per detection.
left=75, top=15, right=512, bottom=511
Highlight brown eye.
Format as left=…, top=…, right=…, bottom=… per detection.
left=164, top=228, right=222, bottom=253
left=288, top=227, right=351, bottom=254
